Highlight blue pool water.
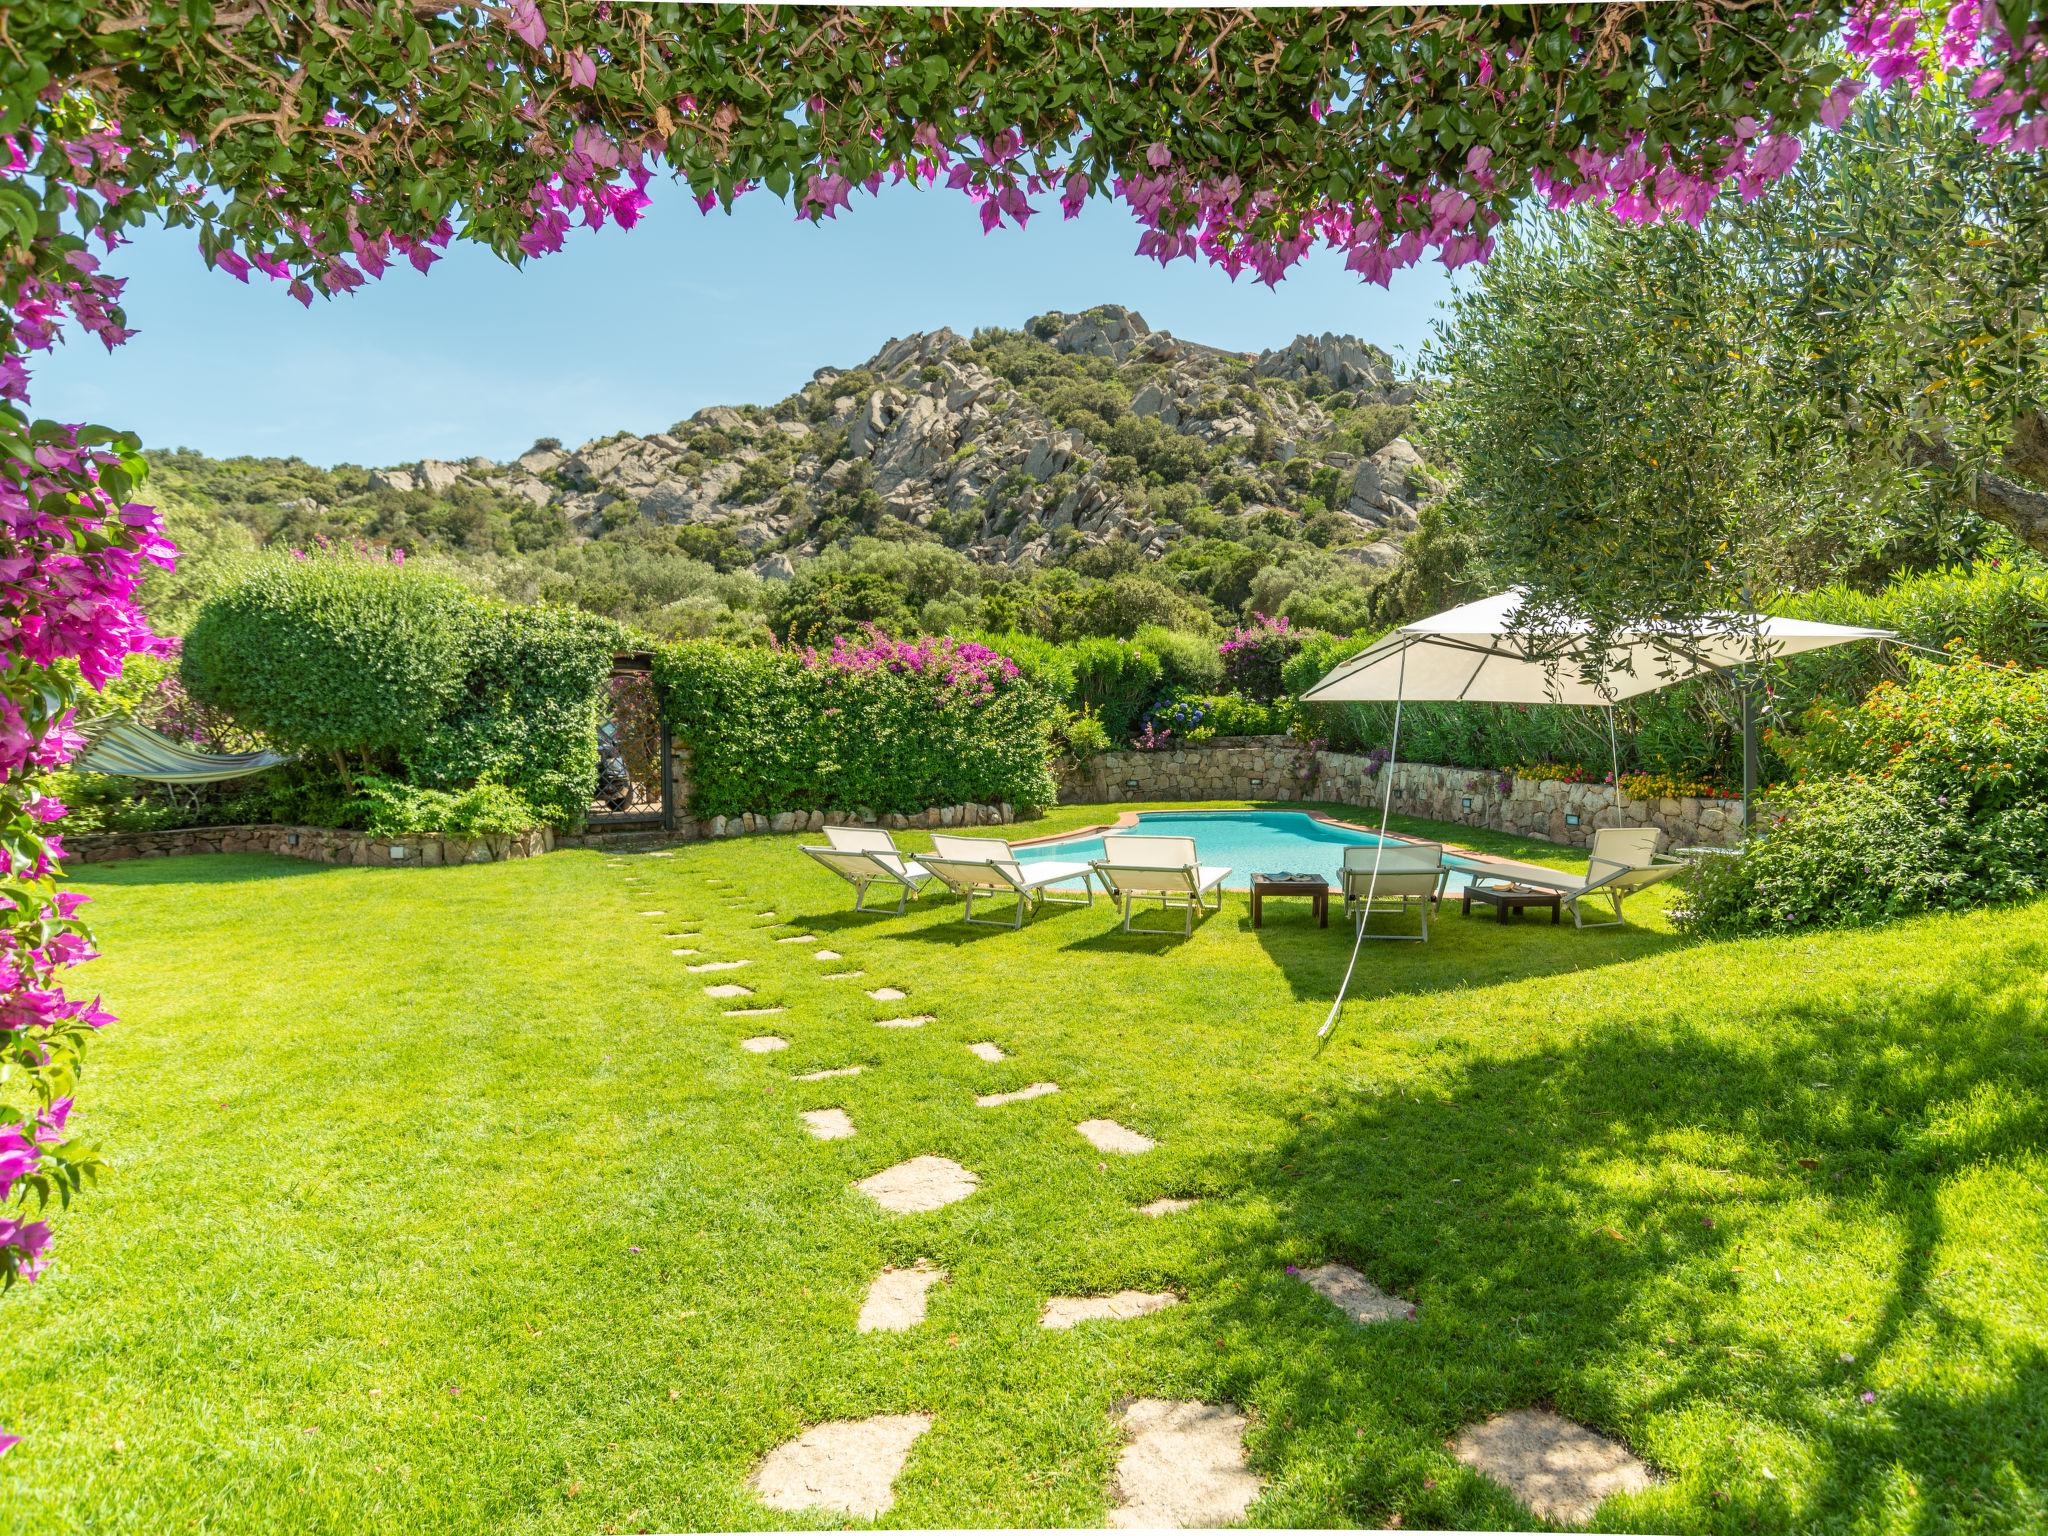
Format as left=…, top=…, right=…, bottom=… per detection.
left=1011, top=810, right=1482, bottom=893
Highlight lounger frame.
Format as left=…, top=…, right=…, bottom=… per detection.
left=1341, top=842, right=1449, bottom=941
left=917, top=841, right=1096, bottom=929
left=799, top=842, right=930, bottom=915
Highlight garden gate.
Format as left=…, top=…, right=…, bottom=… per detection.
left=588, top=653, right=674, bottom=830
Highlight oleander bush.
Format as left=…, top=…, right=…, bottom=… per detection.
left=656, top=629, right=1059, bottom=819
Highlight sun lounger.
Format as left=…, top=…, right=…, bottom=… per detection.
left=916, top=833, right=1096, bottom=928
left=1088, top=834, right=1231, bottom=936
left=800, top=826, right=931, bottom=914
left=1463, top=826, right=1681, bottom=929
left=1341, top=840, right=1449, bottom=941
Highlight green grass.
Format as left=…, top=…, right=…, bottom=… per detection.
left=4, top=800, right=2045, bottom=1533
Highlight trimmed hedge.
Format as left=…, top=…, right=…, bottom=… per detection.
left=655, top=635, right=1059, bottom=819
left=183, top=555, right=622, bottom=827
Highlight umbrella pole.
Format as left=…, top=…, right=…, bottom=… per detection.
left=1604, top=704, right=1621, bottom=829
left=1740, top=673, right=1758, bottom=831
left=1319, top=645, right=1406, bottom=1042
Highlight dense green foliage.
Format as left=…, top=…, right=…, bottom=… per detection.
left=654, top=639, right=1059, bottom=819
left=1683, top=653, right=2048, bottom=934
left=179, top=555, right=619, bottom=827
left=180, top=557, right=477, bottom=762
left=1421, top=89, right=2047, bottom=651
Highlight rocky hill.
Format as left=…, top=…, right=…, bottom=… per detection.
left=363, top=304, right=1433, bottom=582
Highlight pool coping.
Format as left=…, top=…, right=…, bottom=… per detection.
left=1007, top=806, right=1541, bottom=893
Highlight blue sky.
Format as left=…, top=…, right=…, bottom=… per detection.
left=33, top=182, right=1453, bottom=468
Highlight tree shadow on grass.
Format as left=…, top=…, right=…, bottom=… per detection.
left=1205, top=944, right=2048, bottom=1532
left=69, top=852, right=337, bottom=888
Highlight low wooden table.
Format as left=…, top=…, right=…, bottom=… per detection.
left=1249, top=874, right=1330, bottom=928
left=1461, top=883, right=1563, bottom=925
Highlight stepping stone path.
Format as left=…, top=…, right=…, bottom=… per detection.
left=874, top=1015, right=933, bottom=1030
left=856, top=1261, right=946, bottom=1332
left=856, top=1156, right=978, bottom=1214
left=1450, top=1409, right=1656, bottom=1526
left=777, top=935, right=817, bottom=944
left=976, top=1082, right=1059, bottom=1108
left=670, top=948, right=702, bottom=957
left=757, top=910, right=776, bottom=919
left=813, top=950, right=843, bottom=962
left=705, top=984, right=753, bottom=999
left=823, top=971, right=866, bottom=981
left=638, top=910, right=665, bottom=916
left=688, top=959, right=749, bottom=973
left=968, top=1042, right=1007, bottom=1063
left=1109, top=1398, right=1261, bottom=1528
left=1040, top=1291, right=1178, bottom=1330
left=866, top=986, right=907, bottom=1002
left=793, top=1065, right=863, bottom=1082
left=740, top=1036, right=788, bottom=1054
left=1138, top=1197, right=1198, bottom=1218
left=1078, top=1119, right=1155, bottom=1154
left=802, top=1108, right=856, bottom=1141
left=724, top=1007, right=786, bottom=1018
left=748, top=1413, right=932, bottom=1519
left=1297, top=1263, right=1415, bottom=1324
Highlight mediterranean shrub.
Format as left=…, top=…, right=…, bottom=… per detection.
left=182, top=553, right=475, bottom=765
left=346, top=776, right=544, bottom=837
left=656, top=630, right=1059, bottom=818
left=1219, top=613, right=1301, bottom=702
left=1132, top=624, right=1226, bottom=694
left=400, top=603, right=620, bottom=826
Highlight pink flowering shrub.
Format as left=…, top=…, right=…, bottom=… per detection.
left=1218, top=614, right=1302, bottom=704
left=655, top=630, right=1056, bottom=819
left=0, top=416, right=172, bottom=1299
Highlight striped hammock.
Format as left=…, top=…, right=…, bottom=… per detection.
left=74, top=719, right=293, bottom=785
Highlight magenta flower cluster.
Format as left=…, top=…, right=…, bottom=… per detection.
left=1218, top=613, right=1293, bottom=657
left=791, top=625, right=1020, bottom=704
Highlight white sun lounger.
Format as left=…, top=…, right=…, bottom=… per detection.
left=799, top=826, right=931, bottom=914
left=1463, top=826, right=1682, bottom=929
left=917, top=833, right=1096, bottom=928
left=1341, top=840, right=1449, bottom=941
left=1089, top=833, right=1231, bottom=936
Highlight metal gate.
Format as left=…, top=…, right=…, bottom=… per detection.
left=588, top=655, right=673, bottom=829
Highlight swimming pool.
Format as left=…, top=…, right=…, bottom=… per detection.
left=1011, top=810, right=1482, bottom=893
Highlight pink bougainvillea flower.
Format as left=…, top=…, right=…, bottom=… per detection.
left=564, top=47, right=598, bottom=88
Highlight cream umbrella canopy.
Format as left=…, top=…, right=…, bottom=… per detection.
left=1302, top=589, right=1892, bottom=1040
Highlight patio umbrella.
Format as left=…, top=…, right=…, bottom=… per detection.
left=1300, top=589, right=1892, bottom=1038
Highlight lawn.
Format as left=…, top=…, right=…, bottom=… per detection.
left=3, top=800, right=2045, bottom=1533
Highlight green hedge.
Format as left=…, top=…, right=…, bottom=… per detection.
left=183, top=555, right=622, bottom=827
left=655, top=636, right=1059, bottom=818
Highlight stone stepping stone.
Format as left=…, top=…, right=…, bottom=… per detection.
left=976, top=1082, right=1059, bottom=1108
left=856, top=1261, right=946, bottom=1332
left=724, top=1006, right=787, bottom=1018
left=757, top=910, right=777, bottom=919
left=777, top=934, right=818, bottom=944
left=968, top=1041, right=1007, bottom=1063
left=802, top=1108, right=856, bottom=1141
left=649, top=851, right=674, bottom=858
left=1078, top=1119, right=1154, bottom=1154
left=687, top=959, right=749, bottom=973
left=740, top=1036, right=788, bottom=1054
left=637, top=909, right=666, bottom=916
left=855, top=1155, right=978, bottom=1214
left=1297, top=1263, right=1414, bottom=1324
left=874, top=1015, right=933, bottom=1030
left=748, top=1412, right=932, bottom=1519
left=1450, top=1409, right=1656, bottom=1526
left=670, top=948, right=702, bottom=957
left=705, top=983, right=754, bottom=999
left=823, top=971, right=866, bottom=981
left=866, top=986, right=907, bottom=1002
left=812, top=950, right=844, bottom=962
left=794, top=1065, right=864, bottom=1082
left=1109, top=1398, right=1261, bottom=1529
left=1040, top=1290, right=1178, bottom=1330
left=1138, top=1197, right=1198, bottom=1218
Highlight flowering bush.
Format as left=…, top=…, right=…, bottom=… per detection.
left=1618, top=771, right=1740, bottom=801
left=1218, top=614, right=1302, bottom=703
left=0, top=416, right=172, bottom=1302
left=655, top=632, right=1058, bottom=819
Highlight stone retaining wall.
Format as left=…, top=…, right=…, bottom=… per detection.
left=69, top=823, right=556, bottom=867
left=1060, top=738, right=1743, bottom=848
